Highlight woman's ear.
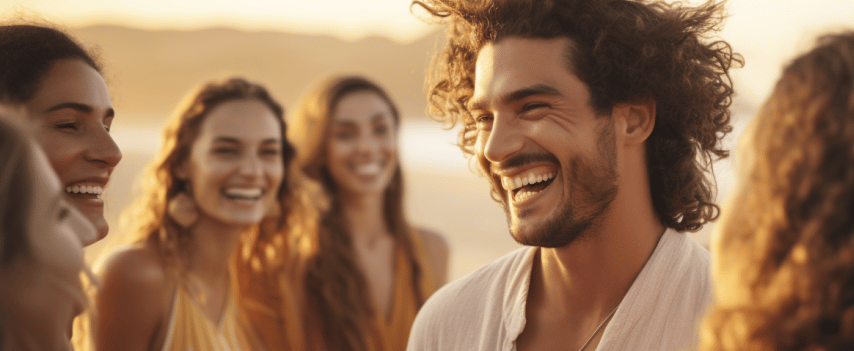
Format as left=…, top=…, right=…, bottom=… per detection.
left=614, top=97, right=656, bottom=146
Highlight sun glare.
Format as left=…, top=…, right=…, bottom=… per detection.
left=1, top=0, right=435, bottom=43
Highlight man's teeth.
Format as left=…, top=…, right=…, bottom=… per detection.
left=355, top=163, right=382, bottom=176
left=223, top=188, right=263, bottom=200
left=503, top=171, right=556, bottom=191
left=65, top=185, right=103, bottom=195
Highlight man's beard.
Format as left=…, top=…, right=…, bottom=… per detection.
left=501, top=118, right=619, bottom=248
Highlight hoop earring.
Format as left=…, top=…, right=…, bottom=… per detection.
left=168, top=192, right=198, bottom=228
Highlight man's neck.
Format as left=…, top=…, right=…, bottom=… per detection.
left=518, top=195, right=665, bottom=350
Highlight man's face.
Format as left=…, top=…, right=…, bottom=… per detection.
left=469, top=36, right=619, bottom=247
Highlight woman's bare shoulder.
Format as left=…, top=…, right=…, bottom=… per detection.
left=94, top=244, right=174, bottom=350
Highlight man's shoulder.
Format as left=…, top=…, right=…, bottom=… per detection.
left=407, top=246, right=534, bottom=350
left=432, top=245, right=530, bottom=303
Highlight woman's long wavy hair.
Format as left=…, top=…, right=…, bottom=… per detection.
left=120, top=77, right=297, bottom=282
left=700, top=32, right=854, bottom=350
left=413, top=0, right=742, bottom=232
left=288, top=75, right=424, bottom=351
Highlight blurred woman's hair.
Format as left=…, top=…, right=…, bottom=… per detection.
left=0, top=116, right=34, bottom=267
left=119, top=77, right=298, bottom=279
left=701, top=32, right=854, bottom=350
left=0, top=23, right=102, bottom=103
left=288, top=75, right=424, bottom=351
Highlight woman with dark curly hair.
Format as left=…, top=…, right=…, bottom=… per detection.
left=0, top=23, right=122, bottom=246
left=92, top=78, right=298, bottom=350
left=700, top=32, right=854, bottom=350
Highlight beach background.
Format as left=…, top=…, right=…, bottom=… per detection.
left=2, top=0, right=853, bottom=280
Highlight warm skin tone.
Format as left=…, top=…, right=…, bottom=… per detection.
left=0, top=143, right=95, bottom=351
left=20, top=58, right=122, bottom=245
left=94, top=99, right=284, bottom=350
left=469, top=37, right=663, bottom=350
left=327, top=91, right=448, bottom=319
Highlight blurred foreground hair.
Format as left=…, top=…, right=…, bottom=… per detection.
left=701, top=32, right=854, bottom=350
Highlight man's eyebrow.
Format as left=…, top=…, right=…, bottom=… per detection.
left=500, top=84, right=562, bottom=104
left=467, top=84, right=563, bottom=111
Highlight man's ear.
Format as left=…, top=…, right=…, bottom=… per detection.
left=615, top=97, right=656, bottom=146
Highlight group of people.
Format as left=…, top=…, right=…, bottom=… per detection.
left=1, top=0, right=853, bottom=350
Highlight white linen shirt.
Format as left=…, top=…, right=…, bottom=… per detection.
left=407, top=228, right=711, bottom=351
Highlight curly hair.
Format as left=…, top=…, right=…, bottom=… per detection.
left=287, top=75, right=425, bottom=351
left=413, top=0, right=742, bottom=231
left=700, top=32, right=854, bottom=350
left=0, top=23, right=102, bottom=103
left=120, top=77, right=298, bottom=282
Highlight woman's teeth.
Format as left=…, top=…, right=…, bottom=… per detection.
left=354, top=163, right=382, bottom=176
left=66, top=185, right=103, bottom=195
left=223, top=188, right=263, bottom=200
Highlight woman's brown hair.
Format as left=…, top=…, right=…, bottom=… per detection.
left=700, top=32, right=854, bottom=350
left=288, top=75, right=424, bottom=351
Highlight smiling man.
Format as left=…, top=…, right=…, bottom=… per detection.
left=408, top=0, right=741, bottom=350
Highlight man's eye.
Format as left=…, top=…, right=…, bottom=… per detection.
left=522, top=103, right=549, bottom=112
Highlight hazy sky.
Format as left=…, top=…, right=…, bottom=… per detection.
left=2, top=0, right=854, bottom=108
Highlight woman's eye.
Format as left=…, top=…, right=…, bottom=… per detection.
left=335, top=131, right=356, bottom=140
left=261, top=148, right=281, bottom=156
left=374, top=124, right=390, bottom=135
left=56, top=122, right=80, bottom=131
left=213, top=148, right=238, bottom=155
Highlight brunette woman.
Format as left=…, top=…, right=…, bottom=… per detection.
left=94, top=78, right=297, bottom=350
left=0, top=116, right=97, bottom=350
left=0, top=23, right=122, bottom=246
left=264, top=75, right=449, bottom=351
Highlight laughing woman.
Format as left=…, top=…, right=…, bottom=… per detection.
left=0, top=23, right=122, bottom=246
left=93, top=78, right=296, bottom=350
left=281, top=75, right=448, bottom=350
left=0, top=116, right=97, bottom=351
